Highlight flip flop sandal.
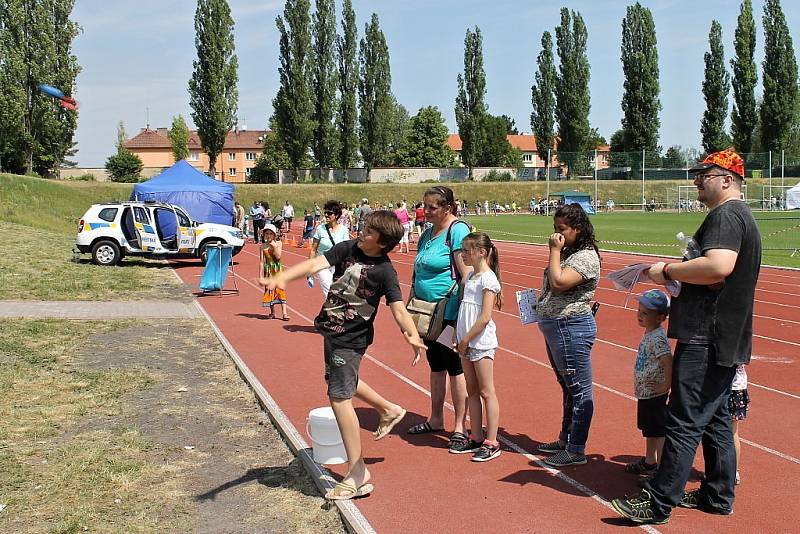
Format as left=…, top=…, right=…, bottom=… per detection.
left=406, top=421, right=444, bottom=435
left=373, top=409, right=407, bottom=441
left=325, top=482, right=374, bottom=501
left=265, top=313, right=275, bottom=319
left=281, top=316, right=290, bottom=321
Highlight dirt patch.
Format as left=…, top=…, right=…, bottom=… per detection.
left=0, top=319, right=344, bottom=533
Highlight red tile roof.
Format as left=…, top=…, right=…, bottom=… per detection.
left=123, top=128, right=268, bottom=151
left=447, top=133, right=539, bottom=152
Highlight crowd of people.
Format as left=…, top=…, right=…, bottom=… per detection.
left=250, top=150, right=759, bottom=525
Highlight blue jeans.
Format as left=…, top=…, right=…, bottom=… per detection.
left=538, top=313, right=596, bottom=454
left=646, top=343, right=737, bottom=518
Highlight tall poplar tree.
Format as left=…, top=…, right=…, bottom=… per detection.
left=620, top=2, right=660, bottom=158
left=730, top=0, right=758, bottom=154
left=454, top=26, right=487, bottom=180
left=336, top=0, right=358, bottom=177
left=555, top=8, right=591, bottom=175
left=701, top=21, right=731, bottom=153
left=311, top=0, right=337, bottom=169
left=358, top=13, right=392, bottom=177
left=273, top=0, right=313, bottom=179
left=169, top=115, right=190, bottom=162
left=188, top=0, right=239, bottom=180
left=531, top=31, right=557, bottom=168
left=0, top=0, right=80, bottom=176
left=760, top=0, right=798, bottom=153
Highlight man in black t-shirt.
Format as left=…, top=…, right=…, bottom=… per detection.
left=261, top=211, right=426, bottom=501
left=613, top=150, right=761, bottom=524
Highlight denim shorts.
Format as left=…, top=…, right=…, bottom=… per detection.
left=323, top=337, right=365, bottom=399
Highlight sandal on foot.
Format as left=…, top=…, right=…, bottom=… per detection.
left=406, top=421, right=444, bottom=435
left=264, top=313, right=275, bottom=319
left=373, top=409, right=407, bottom=441
left=446, top=431, right=469, bottom=449
left=325, top=481, right=374, bottom=501
left=281, top=316, right=290, bottom=321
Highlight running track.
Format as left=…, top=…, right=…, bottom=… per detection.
left=173, top=233, right=799, bottom=533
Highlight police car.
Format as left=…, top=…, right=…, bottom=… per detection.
left=75, top=200, right=244, bottom=266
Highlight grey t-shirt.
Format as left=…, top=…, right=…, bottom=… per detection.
left=538, top=248, right=600, bottom=319
left=668, top=200, right=761, bottom=366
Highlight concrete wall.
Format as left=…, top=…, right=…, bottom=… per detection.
left=277, top=167, right=521, bottom=184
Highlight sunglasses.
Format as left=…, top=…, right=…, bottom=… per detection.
left=324, top=211, right=335, bottom=216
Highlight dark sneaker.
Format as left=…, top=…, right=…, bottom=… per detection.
left=611, top=490, right=670, bottom=525
left=678, top=489, right=733, bottom=515
left=449, top=438, right=483, bottom=454
left=537, top=440, right=566, bottom=454
left=625, top=458, right=657, bottom=476
left=472, top=442, right=502, bottom=462
left=543, top=449, right=587, bottom=467
left=636, top=474, right=654, bottom=488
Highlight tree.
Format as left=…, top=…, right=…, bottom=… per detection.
left=760, top=0, right=798, bottom=153
left=115, top=121, right=127, bottom=151
left=609, top=128, right=631, bottom=167
left=250, top=130, right=297, bottom=183
left=169, top=115, right=190, bottom=162
left=500, top=115, right=518, bottom=135
left=383, top=96, right=410, bottom=166
left=662, top=145, right=686, bottom=168
left=478, top=114, right=521, bottom=168
left=701, top=21, right=731, bottom=153
left=555, top=8, right=591, bottom=175
left=336, top=0, right=358, bottom=175
left=455, top=26, right=487, bottom=180
left=396, top=106, right=457, bottom=167
left=730, top=0, right=758, bottom=154
left=0, top=0, right=81, bottom=176
left=188, top=0, right=239, bottom=180
left=531, top=31, right=557, bottom=168
left=620, top=2, right=660, bottom=155
left=358, top=13, right=393, bottom=176
left=311, top=0, right=338, bottom=168
left=273, top=0, right=313, bottom=178
left=587, top=127, right=607, bottom=148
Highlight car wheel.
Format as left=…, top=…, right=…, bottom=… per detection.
left=91, top=240, right=121, bottom=266
left=199, top=239, right=221, bottom=266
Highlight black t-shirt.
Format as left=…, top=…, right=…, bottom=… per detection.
left=668, top=200, right=761, bottom=366
left=315, top=240, right=403, bottom=349
left=303, top=214, right=314, bottom=231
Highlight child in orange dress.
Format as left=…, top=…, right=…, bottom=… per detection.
left=260, top=224, right=289, bottom=320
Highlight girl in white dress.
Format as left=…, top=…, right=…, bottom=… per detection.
left=449, top=232, right=503, bottom=462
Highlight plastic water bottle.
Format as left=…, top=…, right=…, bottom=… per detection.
left=676, top=232, right=701, bottom=259
left=306, top=276, right=315, bottom=288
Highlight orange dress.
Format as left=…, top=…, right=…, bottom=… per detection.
left=262, top=245, right=287, bottom=306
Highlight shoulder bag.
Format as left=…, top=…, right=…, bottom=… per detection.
left=406, top=219, right=470, bottom=341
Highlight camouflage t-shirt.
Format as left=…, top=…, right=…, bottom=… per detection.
left=634, top=327, right=673, bottom=399
left=537, top=248, right=600, bottom=319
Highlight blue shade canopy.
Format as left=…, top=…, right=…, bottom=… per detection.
left=130, top=160, right=235, bottom=224
left=549, top=190, right=595, bottom=214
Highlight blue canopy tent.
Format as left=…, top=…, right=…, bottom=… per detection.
left=549, top=190, right=595, bottom=214
left=130, top=160, right=235, bottom=225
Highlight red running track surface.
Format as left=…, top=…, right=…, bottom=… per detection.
left=173, top=234, right=800, bottom=533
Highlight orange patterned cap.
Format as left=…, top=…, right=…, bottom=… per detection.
left=689, top=150, right=745, bottom=180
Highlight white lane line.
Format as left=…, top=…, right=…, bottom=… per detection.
left=749, top=381, right=800, bottom=400
left=236, top=245, right=800, bottom=464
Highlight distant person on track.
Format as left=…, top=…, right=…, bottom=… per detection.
left=394, top=201, right=411, bottom=253
left=281, top=201, right=295, bottom=231
left=260, top=211, right=427, bottom=501
left=448, top=232, right=503, bottom=462
left=612, top=149, right=761, bottom=524
left=259, top=224, right=288, bottom=321
left=300, top=209, right=315, bottom=247
left=626, top=290, right=673, bottom=483
left=536, top=203, right=601, bottom=467
left=406, top=186, right=472, bottom=452
left=309, top=201, right=350, bottom=297
left=357, top=198, right=372, bottom=234
left=234, top=202, right=245, bottom=235
left=414, top=202, right=425, bottom=240
left=250, top=201, right=266, bottom=244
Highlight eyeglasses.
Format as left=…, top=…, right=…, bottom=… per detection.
left=694, top=173, right=728, bottom=182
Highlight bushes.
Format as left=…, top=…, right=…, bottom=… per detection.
left=105, top=150, right=143, bottom=182
left=481, top=170, right=514, bottom=182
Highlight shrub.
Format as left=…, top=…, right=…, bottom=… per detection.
left=105, top=150, right=143, bottom=182
left=67, top=174, right=95, bottom=181
left=482, top=170, right=514, bottom=182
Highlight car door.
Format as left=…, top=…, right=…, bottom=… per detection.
left=173, top=206, right=195, bottom=251
left=132, top=206, right=160, bottom=252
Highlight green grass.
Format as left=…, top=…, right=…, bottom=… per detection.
left=467, top=211, right=800, bottom=268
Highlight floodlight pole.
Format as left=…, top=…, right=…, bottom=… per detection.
left=546, top=148, right=551, bottom=216
left=768, top=150, right=773, bottom=206
left=781, top=150, right=785, bottom=209
left=594, top=149, right=598, bottom=213
left=642, top=149, right=646, bottom=212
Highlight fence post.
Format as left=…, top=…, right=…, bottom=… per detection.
left=546, top=148, right=551, bottom=216
left=768, top=150, right=773, bottom=205
left=642, top=149, right=646, bottom=212
left=594, top=149, right=598, bottom=212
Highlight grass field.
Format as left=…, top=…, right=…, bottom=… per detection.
left=465, top=211, right=800, bottom=268
left=2, top=172, right=798, bottom=267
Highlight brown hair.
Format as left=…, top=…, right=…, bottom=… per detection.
left=461, top=232, right=503, bottom=310
left=364, top=210, right=403, bottom=252
left=423, top=185, right=456, bottom=215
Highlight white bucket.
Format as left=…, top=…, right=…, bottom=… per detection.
left=306, top=406, right=347, bottom=465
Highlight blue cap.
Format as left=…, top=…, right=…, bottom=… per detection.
left=638, top=289, right=670, bottom=315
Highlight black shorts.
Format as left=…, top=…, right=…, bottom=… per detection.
left=425, top=321, right=463, bottom=376
left=323, top=337, right=364, bottom=399
left=637, top=394, right=668, bottom=438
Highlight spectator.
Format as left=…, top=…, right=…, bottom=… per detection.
left=249, top=201, right=266, bottom=243
left=281, top=200, right=295, bottom=231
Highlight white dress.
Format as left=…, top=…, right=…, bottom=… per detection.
left=456, top=270, right=501, bottom=352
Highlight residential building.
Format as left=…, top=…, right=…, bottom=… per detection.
left=123, top=127, right=266, bottom=183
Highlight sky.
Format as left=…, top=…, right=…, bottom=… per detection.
left=71, top=0, right=800, bottom=167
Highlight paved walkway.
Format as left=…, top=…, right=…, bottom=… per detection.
left=0, top=300, right=201, bottom=319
